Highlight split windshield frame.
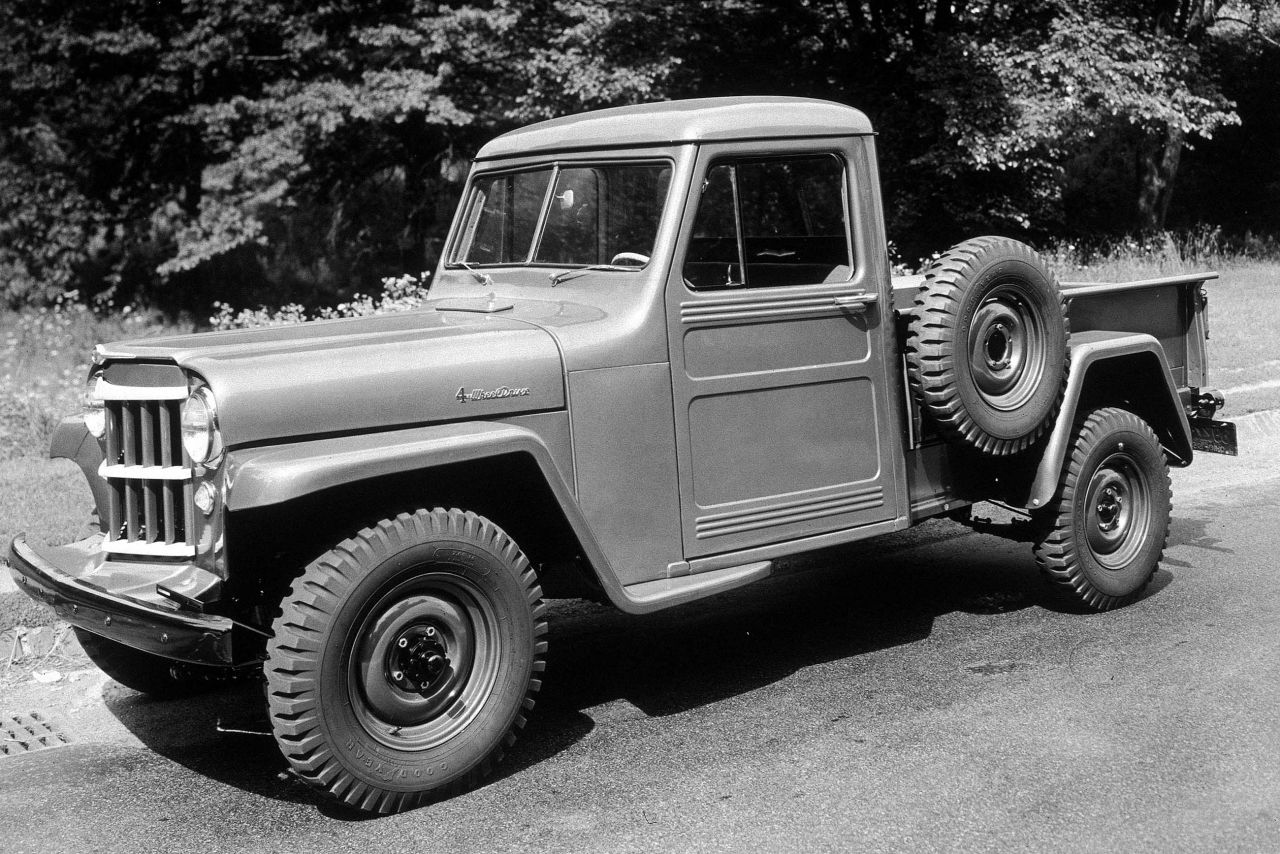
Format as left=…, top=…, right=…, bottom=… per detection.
left=445, top=158, right=675, bottom=274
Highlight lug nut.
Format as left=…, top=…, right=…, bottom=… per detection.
left=397, top=637, right=409, bottom=648
left=426, top=627, right=436, bottom=637
left=391, top=670, right=404, bottom=681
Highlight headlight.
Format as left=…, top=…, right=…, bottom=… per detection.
left=181, top=386, right=222, bottom=465
left=84, top=371, right=106, bottom=439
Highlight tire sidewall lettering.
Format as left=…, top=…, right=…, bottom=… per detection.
left=306, top=515, right=536, bottom=795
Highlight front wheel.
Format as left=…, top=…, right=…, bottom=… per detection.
left=1033, top=407, right=1171, bottom=611
left=265, top=508, right=547, bottom=813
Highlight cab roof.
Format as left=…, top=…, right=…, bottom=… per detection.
left=475, top=97, right=874, bottom=161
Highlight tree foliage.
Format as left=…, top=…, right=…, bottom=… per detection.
left=1, top=0, right=1277, bottom=309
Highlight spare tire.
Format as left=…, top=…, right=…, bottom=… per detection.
left=906, top=236, right=1068, bottom=456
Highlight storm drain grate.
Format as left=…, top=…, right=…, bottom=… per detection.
left=0, top=712, right=71, bottom=757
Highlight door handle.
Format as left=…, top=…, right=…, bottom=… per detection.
left=832, top=292, right=878, bottom=314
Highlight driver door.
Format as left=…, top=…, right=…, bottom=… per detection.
left=665, top=140, right=899, bottom=559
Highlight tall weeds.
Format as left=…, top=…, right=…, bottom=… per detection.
left=0, top=294, right=190, bottom=460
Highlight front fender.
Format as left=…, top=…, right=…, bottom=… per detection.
left=222, top=421, right=694, bottom=615
left=1026, top=330, right=1192, bottom=509
left=50, top=416, right=108, bottom=531
left=225, top=421, right=571, bottom=512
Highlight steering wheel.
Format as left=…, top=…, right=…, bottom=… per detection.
left=609, top=251, right=650, bottom=267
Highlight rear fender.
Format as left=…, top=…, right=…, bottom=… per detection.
left=1026, top=331, right=1191, bottom=510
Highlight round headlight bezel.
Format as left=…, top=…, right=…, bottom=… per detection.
left=84, top=370, right=106, bottom=439
left=181, top=385, right=223, bottom=466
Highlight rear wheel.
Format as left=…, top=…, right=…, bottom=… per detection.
left=266, top=508, right=546, bottom=814
left=1033, top=407, right=1171, bottom=610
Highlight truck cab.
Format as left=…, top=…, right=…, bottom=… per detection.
left=426, top=97, right=905, bottom=601
left=8, top=97, right=1233, bottom=813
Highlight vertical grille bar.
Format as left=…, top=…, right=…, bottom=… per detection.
left=163, top=482, right=178, bottom=544
left=140, top=402, right=156, bottom=466
left=106, top=403, right=122, bottom=464
left=108, top=480, right=125, bottom=540
left=121, top=402, right=138, bottom=466
left=183, top=480, right=195, bottom=545
left=124, top=480, right=140, bottom=540
left=160, top=400, right=175, bottom=467
left=142, top=481, right=159, bottom=543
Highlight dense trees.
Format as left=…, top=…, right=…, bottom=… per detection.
left=2, top=1, right=1277, bottom=310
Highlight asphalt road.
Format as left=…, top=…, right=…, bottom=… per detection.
left=2, top=413, right=1279, bottom=854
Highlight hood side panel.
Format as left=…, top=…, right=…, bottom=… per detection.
left=100, top=311, right=565, bottom=448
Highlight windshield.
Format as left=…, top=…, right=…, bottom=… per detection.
left=451, top=162, right=672, bottom=269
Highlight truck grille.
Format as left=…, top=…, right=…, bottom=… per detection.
left=97, top=378, right=197, bottom=559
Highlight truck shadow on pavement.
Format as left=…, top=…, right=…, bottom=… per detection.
left=1163, top=515, right=1235, bottom=568
left=101, top=519, right=1183, bottom=816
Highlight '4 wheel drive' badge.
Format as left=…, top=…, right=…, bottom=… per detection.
left=455, top=385, right=531, bottom=403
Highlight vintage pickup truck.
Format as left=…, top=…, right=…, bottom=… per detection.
left=8, top=97, right=1236, bottom=813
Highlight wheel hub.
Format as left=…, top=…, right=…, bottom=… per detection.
left=985, top=323, right=1012, bottom=371
left=1095, top=484, right=1124, bottom=532
left=1084, top=452, right=1152, bottom=570
left=347, top=576, right=500, bottom=749
left=967, top=286, right=1046, bottom=412
left=388, top=626, right=451, bottom=693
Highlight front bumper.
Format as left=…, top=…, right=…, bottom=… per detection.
left=7, top=534, right=248, bottom=666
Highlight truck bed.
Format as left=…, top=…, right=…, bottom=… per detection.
left=891, top=270, right=1218, bottom=518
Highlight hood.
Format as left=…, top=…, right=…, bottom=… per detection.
left=98, top=308, right=564, bottom=448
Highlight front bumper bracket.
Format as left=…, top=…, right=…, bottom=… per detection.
left=8, top=535, right=244, bottom=666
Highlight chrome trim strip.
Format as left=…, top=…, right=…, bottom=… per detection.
left=102, top=539, right=197, bottom=558
left=99, top=463, right=193, bottom=481
left=95, top=379, right=188, bottom=401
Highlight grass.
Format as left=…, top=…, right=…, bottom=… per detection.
left=1, top=302, right=190, bottom=572
left=0, top=458, right=94, bottom=556
left=1049, top=253, right=1280, bottom=417
left=1, top=300, right=191, bottom=461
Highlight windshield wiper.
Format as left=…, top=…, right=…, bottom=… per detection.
left=548, top=264, right=643, bottom=286
left=457, top=261, right=496, bottom=288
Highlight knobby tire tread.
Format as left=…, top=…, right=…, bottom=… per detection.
left=265, top=507, right=547, bottom=814
left=905, top=237, right=1069, bottom=456
left=1032, top=407, right=1172, bottom=611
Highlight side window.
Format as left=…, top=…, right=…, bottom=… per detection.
left=682, top=154, right=853, bottom=289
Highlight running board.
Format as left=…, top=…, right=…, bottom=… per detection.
left=622, top=561, right=773, bottom=609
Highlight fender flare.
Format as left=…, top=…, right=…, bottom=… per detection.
left=223, top=421, right=649, bottom=613
left=1026, top=330, right=1192, bottom=510
left=50, top=416, right=109, bottom=529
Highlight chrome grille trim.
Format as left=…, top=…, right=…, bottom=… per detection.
left=99, top=464, right=192, bottom=481
left=102, top=540, right=197, bottom=559
left=95, top=378, right=187, bottom=400
left=99, top=389, right=196, bottom=558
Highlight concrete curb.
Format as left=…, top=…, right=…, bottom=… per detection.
left=1234, top=408, right=1280, bottom=440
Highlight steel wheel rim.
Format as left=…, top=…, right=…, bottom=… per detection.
left=1084, top=451, right=1151, bottom=570
left=967, top=283, right=1048, bottom=411
left=348, top=570, right=501, bottom=751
